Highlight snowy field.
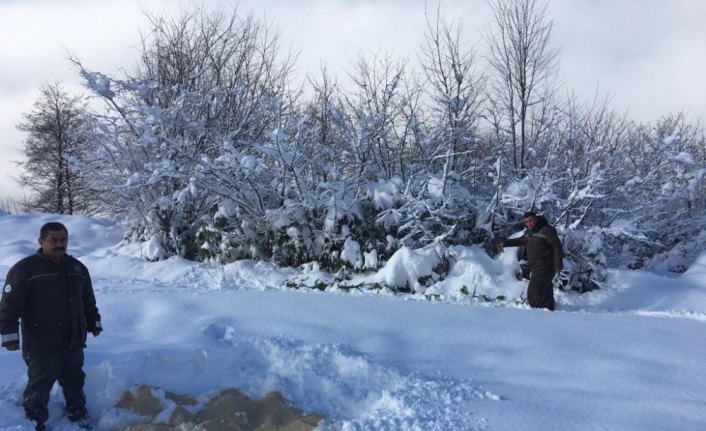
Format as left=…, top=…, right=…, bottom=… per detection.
left=0, top=213, right=705, bottom=430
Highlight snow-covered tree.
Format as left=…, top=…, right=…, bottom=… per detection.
left=73, top=7, right=295, bottom=258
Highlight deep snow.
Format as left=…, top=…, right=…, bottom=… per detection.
left=0, top=213, right=705, bottom=430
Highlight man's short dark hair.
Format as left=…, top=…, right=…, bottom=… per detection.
left=40, top=222, right=68, bottom=239
left=522, top=211, right=538, bottom=219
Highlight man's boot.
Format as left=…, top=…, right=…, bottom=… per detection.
left=68, top=407, right=92, bottom=429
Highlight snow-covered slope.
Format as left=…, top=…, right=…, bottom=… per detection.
left=0, top=214, right=704, bottom=430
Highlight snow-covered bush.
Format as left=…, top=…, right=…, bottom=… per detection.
left=561, top=227, right=607, bottom=292
left=73, top=8, right=295, bottom=260
left=62, top=5, right=706, bottom=284
left=392, top=173, right=476, bottom=248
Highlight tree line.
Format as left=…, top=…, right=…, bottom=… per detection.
left=12, top=0, right=706, bottom=291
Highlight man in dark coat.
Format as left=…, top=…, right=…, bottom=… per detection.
left=500, top=211, right=564, bottom=311
left=0, top=222, right=102, bottom=430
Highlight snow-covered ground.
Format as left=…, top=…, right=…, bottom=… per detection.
left=0, top=213, right=705, bottom=430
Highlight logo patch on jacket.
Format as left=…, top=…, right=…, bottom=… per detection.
left=3, top=284, right=11, bottom=293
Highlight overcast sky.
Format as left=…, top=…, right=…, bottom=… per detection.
left=1, top=0, right=705, bottom=201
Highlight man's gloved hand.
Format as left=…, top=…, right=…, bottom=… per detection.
left=90, top=321, right=102, bottom=337
left=497, top=241, right=505, bottom=252
left=553, top=270, right=569, bottom=291
left=4, top=341, right=19, bottom=351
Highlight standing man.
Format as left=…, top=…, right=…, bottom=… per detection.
left=499, top=211, right=563, bottom=311
left=0, top=222, right=102, bottom=430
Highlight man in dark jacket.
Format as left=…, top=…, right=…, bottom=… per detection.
left=500, top=211, right=564, bottom=311
left=0, top=222, right=102, bottom=430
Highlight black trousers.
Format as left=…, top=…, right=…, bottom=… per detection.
left=22, top=349, right=86, bottom=425
left=527, top=270, right=555, bottom=311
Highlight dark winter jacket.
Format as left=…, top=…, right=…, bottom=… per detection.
left=0, top=251, right=101, bottom=353
left=504, top=217, right=564, bottom=273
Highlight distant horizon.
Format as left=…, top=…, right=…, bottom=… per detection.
left=2, top=0, right=705, bottom=200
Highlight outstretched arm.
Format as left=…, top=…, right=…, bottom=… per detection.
left=502, top=236, right=525, bottom=248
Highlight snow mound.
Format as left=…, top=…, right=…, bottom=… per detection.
left=427, top=245, right=526, bottom=301
left=683, top=250, right=706, bottom=280
left=358, top=246, right=441, bottom=293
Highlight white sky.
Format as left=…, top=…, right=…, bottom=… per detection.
left=1, top=0, right=705, bottom=200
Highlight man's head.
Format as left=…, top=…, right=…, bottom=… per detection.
left=38, top=222, right=68, bottom=263
left=522, top=211, right=538, bottom=230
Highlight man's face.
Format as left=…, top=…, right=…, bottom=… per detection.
left=523, top=216, right=537, bottom=230
left=39, top=229, right=68, bottom=262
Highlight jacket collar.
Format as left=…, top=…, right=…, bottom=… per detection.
left=36, top=249, right=67, bottom=267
